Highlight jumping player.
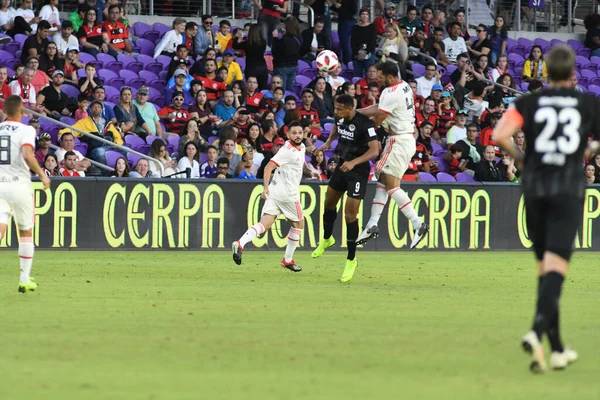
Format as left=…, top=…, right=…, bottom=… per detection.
left=232, top=122, right=306, bottom=272
left=311, top=94, right=379, bottom=282
left=0, top=95, right=51, bottom=292
left=355, top=61, right=429, bottom=248
left=495, top=44, right=600, bottom=373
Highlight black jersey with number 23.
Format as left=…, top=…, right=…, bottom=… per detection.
left=512, top=88, right=600, bottom=198
left=334, top=112, right=377, bottom=172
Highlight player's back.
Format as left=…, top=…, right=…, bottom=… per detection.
left=0, top=120, right=36, bottom=184
left=379, top=80, right=415, bottom=135
left=269, top=141, right=305, bottom=201
left=513, top=87, right=600, bottom=198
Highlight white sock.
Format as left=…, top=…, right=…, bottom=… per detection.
left=366, top=184, right=389, bottom=227
left=388, top=188, right=422, bottom=230
left=19, top=236, right=34, bottom=283
left=284, top=227, right=301, bottom=263
left=239, top=223, right=265, bottom=248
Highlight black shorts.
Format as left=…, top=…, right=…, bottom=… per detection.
left=524, top=194, right=584, bottom=262
left=328, top=165, right=369, bottom=200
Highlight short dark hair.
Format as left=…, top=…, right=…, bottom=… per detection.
left=61, top=132, right=74, bottom=141
left=64, top=150, right=77, bottom=158
left=284, top=95, right=296, bottom=103
left=376, top=61, right=399, bottom=77
left=288, top=121, right=303, bottom=130
left=457, top=52, right=470, bottom=61
left=38, top=20, right=51, bottom=31
left=406, top=5, right=417, bottom=13
left=107, top=4, right=120, bottom=13
left=367, top=81, right=379, bottom=89
left=77, top=94, right=88, bottom=102
left=206, top=145, right=217, bottom=152
left=335, top=94, right=354, bottom=108
left=185, top=21, right=198, bottom=30
left=448, top=21, right=461, bottom=30
left=216, top=157, right=230, bottom=166
left=273, top=87, right=284, bottom=94
left=467, top=123, right=478, bottom=130
left=433, top=27, right=444, bottom=33
left=2, top=95, right=22, bottom=117
left=219, top=20, right=231, bottom=27
left=415, top=26, right=426, bottom=33
left=472, top=81, right=485, bottom=96
left=201, top=14, right=212, bottom=22
left=449, top=144, right=462, bottom=154
left=262, top=119, right=276, bottom=132
left=77, top=3, right=89, bottom=13
left=85, top=62, right=96, bottom=69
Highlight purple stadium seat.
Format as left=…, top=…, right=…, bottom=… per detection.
left=146, top=135, right=163, bottom=145
left=412, top=63, right=425, bottom=77
left=152, top=23, right=170, bottom=37
left=551, top=39, right=565, bottom=46
left=103, top=84, right=120, bottom=100
left=323, top=122, right=334, bottom=134
left=133, top=22, right=152, bottom=37
left=168, top=135, right=180, bottom=149
left=517, top=37, right=533, bottom=47
left=445, top=64, right=457, bottom=75
left=119, top=69, right=138, bottom=81
left=588, top=85, right=600, bottom=96
left=236, top=58, right=245, bottom=70
left=139, top=70, right=159, bottom=82
left=156, top=55, right=171, bottom=69
left=578, top=48, right=591, bottom=58
left=61, top=84, right=80, bottom=99
left=0, top=49, right=15, bottom=63
left=521, top=82, right=529, bottom=91
left=74, top=142, right=88, bottom=156
left=436, top=172, right=455, bottom=182
left=105, top=150, right=123, bottom=169
left=431, top=156, right=448, bottom=173
left=300, top=69, right=316, bottom=79
left=96, top=52, right=116, bottom=64
left=135, top=38, right=155, bottom=56
left=103, top=101, right=116, bottom=109
left=158, top=70, right=168, bottom=81
left=508, top=52, right=524, bottom=65
left=568, top=39, right=583, bottom=50
left=117, top=53, right=143, bottom=74
left=352, top=76, right=361, bottom=84
left=127, top=152, right=142, bottom=168
left=284, top=90, right=298, bottom=100
left=97, top=68, right=118, bottom=83
left=581, top=69, right=597, bottom=79
left=419, top=172, right=436, bottom=182
left=208, top=136, right=218, bottom=145
left=140, top=30, right=160, bottom=43
left=4, top=41, right=19, bottom=55
left=431, top=141, right=446, bottom=156
left=79, top=52, right=95, bottom=65
left=61, top=116, right=76, bottom=125
left=149, top=94, right=164, bottom=108
left=294, top=74, right=312, bottom=89
left=455, top=172, right=475, bottom=182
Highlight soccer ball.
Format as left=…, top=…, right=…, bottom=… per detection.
left=316, top=50, right=339, bottom=73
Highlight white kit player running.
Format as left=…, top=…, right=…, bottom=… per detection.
left=232, top=122, right=306, bottom=272
left=0, top=96, right=51, bottom=293
left=356, top=61, right=429, bottom=248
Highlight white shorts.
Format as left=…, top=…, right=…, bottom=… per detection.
left=375, top=134, right=416, bottom=179
left=262, top=197, right=303, bottom=222
left=0, top=183, right=34, bottom=230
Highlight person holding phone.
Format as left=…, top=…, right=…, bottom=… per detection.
left=254, top=0, right=289, bottom=46
left=299, top=16, right=331, bottom=62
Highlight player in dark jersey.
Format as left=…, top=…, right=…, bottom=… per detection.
left=311, top=94, right=379, bottom=282
left=495, top=44, right=600, bottom=373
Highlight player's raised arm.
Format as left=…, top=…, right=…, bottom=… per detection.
left=315, top=124, right=338, bottom=154
left=356, top=104, right=379, bottom=118
left=494, top=104, right=524, bottom=162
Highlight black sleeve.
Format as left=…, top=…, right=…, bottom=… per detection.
left=76, top=27, right=87, bottom=39
left=350, top=26, right=359, bottom=57
left=320, top=31, right=332, bottom=50
left=362, top=116, right=377, bottom=143
left=367, top=25, right=377, bottom=53
left=299, top=29, right=311, bottom=55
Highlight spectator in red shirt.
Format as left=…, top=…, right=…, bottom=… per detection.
left=359, top=81, right=380, bottom=108
left=233, top=106, right=252, bottom=141
left=0, top=66, right=11, bottom=118
left=298, top=88, right=321, bottom=136
left=102, top=4, right=131, bottom=57
left=194, top=58, right=227, bottom=106
left=415, top=97, right=438, bottom=130
left=244, top=75, right=263, bottom=114
left=436, top=90, right=456, bottom=141
left=403, top=141, right=431, bottom=181
left=356, top=64, right=381, bottom=97
left=408, top=79, right=424, bottom=112
left=374, top=3, right=398, bottom=35
left=158, top=91, right=191, bottom=135
left=258, top=86, right=284, bottom=120
left=59, top=151, right=84, bottom=177
left=479, top=112, right=502, bottom=156
left=444, top=144, right=468, bottom=176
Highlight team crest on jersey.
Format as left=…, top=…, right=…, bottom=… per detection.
left=349, top=124, right=355, bottom=132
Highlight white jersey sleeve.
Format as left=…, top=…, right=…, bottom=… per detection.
left=378, top=81, right=415, bottom=135
left=0, top=121, right=36, bottom=182
left=268, top=141, right=305, bottom=201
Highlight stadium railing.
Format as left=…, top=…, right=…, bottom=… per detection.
left=0, top=98, right=165, bottom=176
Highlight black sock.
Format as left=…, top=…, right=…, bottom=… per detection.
left=537, top=275, right=545, bottom=299
left=548, top=309, right=564, bottom=353
left=346, top=219, right=358, bottom=260
left=532, top=271, right=564, bottom=340
left=323, top=209, right=337, bottom=240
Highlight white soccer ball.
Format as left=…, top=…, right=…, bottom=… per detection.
left=316, top=50, right=339, bottom=72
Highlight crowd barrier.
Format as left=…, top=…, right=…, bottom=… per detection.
left=1, top=179, right=600, bottom=250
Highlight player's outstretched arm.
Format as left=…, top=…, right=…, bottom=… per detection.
left=315, top=125, right=338, bottom=154
left=23, top=145, right=50, bottom=190
left=357, top=104, right=379, bottom=118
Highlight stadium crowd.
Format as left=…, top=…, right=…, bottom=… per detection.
left=1, top=0, right=599, bottom=182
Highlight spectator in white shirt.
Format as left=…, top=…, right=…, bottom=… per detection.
left=37, top=0, right=61, bottom=32
left=9, top=66, right=36, bottom=107
left=0, top=0, right=16, bottom=34
left=154, top=17, right=186, bottom=59
left=443, top=22, right=467, bottom=63
left=14, top=0, right=39, bottom=33
left=415, top=62, right=439, bottom=98
left=177, top=141, right=201, bottom=178
left=55, top=132, right=91, bottom=174
left=53, top=20, right=79, bottom=56
left=326, top=64, right=346, bottom=93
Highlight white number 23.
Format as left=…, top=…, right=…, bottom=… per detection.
left=534, top=107, right=581, bottom=155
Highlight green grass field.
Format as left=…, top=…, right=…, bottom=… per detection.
left=1, top=250, right=599, bottom=400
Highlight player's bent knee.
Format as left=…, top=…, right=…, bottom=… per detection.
left=543, top=250, right=571, bottom=274
left=291, top=219, right=304, bottom=230
left=18, top=227, right=33, bottom=237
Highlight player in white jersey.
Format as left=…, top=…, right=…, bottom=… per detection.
left=356, top=61, right=429, bottom=249
left=0, top=96, right=51, bottom=293
left=232, top=122, right=306, bottom=272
